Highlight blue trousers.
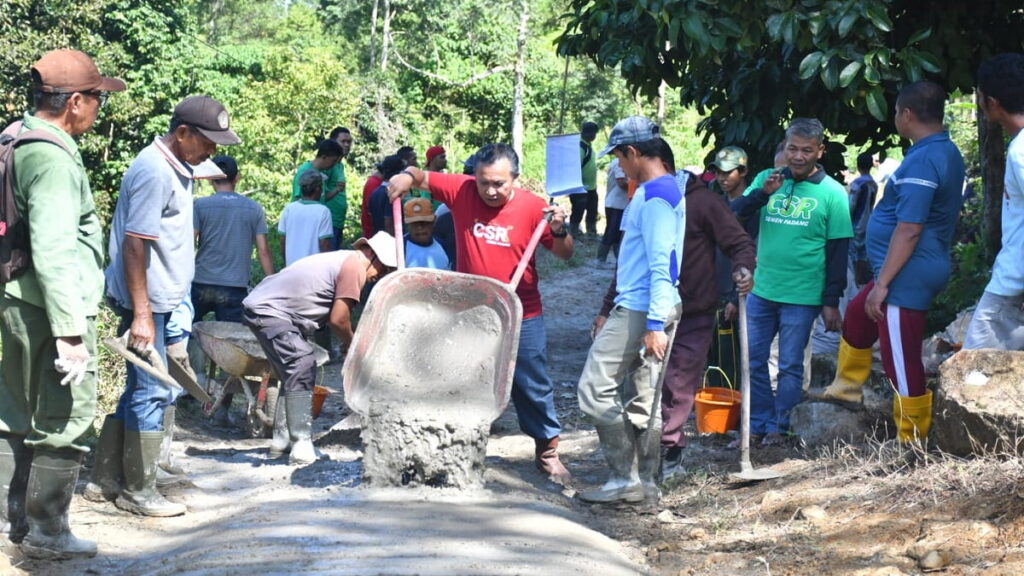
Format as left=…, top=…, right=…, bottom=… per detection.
left=510, top=316, right=561, bottom=441
left=192, top=283, right=247, bottom=323
left=112, top=308, right=175, bottom=432
left=745, top=293, right=819, bottom=435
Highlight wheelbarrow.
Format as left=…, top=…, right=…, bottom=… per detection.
left=193, top=321, right=329, bottom=438
left=342, top=199, right=551, bottom=424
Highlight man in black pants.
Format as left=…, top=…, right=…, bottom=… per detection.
left=570, top=121, right=600, bottom=237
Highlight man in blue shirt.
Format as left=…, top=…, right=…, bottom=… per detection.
left=812, top=81, right=965, bottom=444
left=577, top=117, right=684, bottom=504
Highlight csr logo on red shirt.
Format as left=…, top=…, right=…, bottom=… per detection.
left=473, top=221, right=512, bottom=246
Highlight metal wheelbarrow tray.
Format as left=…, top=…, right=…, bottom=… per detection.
left=342, top=269, right=521, bottom=423
left=193, top=320, right=329, bottom=437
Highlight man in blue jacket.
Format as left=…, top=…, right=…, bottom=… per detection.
left=577, top=116, right=684, bottom=504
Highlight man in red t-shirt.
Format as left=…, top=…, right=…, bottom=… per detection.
left=388, top=143, right=575, bottom=485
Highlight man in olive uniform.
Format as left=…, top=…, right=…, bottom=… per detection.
left=0, top=49, right=125, bottom=560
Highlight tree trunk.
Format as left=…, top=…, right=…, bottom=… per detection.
left=369, top=0, right=379, bottom=69
left=511, top=0, right=529, bottom=160
left=380, top=0, right=392, bottom=72
left=978, top=101, right=1005, bottom=257
left=656, top=80, right=667, bottom=127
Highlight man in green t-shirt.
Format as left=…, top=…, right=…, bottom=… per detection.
left=731, top=118, right=853, bottom=446
left=292, top=139, right=346, bottom=248
left=569, top=121, right=599, bottom=237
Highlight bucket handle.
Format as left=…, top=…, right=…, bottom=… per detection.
left=702, top=365, right=735, bottom=391
left=392, top=197, right=405, bottom=269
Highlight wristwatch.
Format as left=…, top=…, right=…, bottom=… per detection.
left=550, top=226, right=568, bottom=238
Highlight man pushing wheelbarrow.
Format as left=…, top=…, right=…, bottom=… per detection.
left=241, top=232, right=397, bottom=465
left=385, top=143, right=575, bottom=486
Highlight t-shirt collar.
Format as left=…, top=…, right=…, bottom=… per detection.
left=908, top=130, right=950, bottom=152
left=153, top=137, right=194, bottom=178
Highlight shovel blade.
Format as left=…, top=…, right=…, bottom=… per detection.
left=730, top=468, right=786, bottom=482
left=166, top=353, right=213, bottom=403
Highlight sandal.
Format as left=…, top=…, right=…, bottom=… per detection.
left=726, top=434, right=762, bottom=449
left=760, top=433, right=785, bottom=447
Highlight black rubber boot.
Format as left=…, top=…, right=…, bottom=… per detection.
left=577, top=423, right=642, bottom=504
left=0, top=433, right=32, bottom=543
left=660, top=445, right=684, bottom=482
left=82, top=415, right=123, bottom=503
left=157, top=406, right=187, bottom=488
left=269, top=397, right=290, bottom=459
left=115, top=430, right=186, bottom=517
left=596, top=243, right=611, bottom=263
left=20, top=449, right=97, bottom=560
left=285, top=392, right=317, bottom=465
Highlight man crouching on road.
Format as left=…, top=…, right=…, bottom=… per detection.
left=386, top=143, right=575, bottom=485
left=578, top=117, right=684, bottom=504
left=242, top=232, right=397, bottom=465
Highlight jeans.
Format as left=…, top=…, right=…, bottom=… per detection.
left=192, top=283, right=248, bottom=323
left=510, top=316, right=561, bottom=441
left=568, top=189, right=599, bottom=235
left=111, top=306, right=174, bottom=432
left=331, top=226, right=345, bottom=250
left=745, top=293, right=819, bottom=435
left=601, top=207, right=624, bottom=248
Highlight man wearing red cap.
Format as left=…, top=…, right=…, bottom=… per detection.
left=0, top=49, right=125, bottom=560
left=85, top=94, right=241, bottom=519
left=425, top=146, right=447, bottom=172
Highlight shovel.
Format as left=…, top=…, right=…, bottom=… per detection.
left=103, top=331, right=183, bottom=395
left=730, top=293, right=785, bottom=482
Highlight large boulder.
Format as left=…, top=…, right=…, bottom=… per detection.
left=793, top=353, right=893, bottom=447
left=931, top=349, right=1024, bottom=457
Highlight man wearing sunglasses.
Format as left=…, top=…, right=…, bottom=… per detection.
left=0, top=49, right=125, bottom=560
left=732, top=118, right=853, bottom=447
left=87, top=95, right=241, bottom=519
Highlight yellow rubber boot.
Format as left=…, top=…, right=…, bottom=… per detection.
left=808, top=338, right=872, bottom=405
left=893, top=390, right=933, bottom=443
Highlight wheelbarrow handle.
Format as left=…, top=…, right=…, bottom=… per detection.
left=392, top=197, right=405, bottom=269
left=508, top=211, right=553, bottom=291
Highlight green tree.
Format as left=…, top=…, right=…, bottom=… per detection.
left=557, top=0, right=1024, bottom=171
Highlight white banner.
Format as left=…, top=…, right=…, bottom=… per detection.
left=545, top=134, right=585, bottom=197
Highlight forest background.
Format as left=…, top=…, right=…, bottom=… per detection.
left=1, top=0, right=1020, bottom=344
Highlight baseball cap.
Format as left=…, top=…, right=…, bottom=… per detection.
left=211, top=155, right=239, bottom=179
left=425, top=146, right=445, bottom=165
left=581, top=121, right=599, bottom=138
left=403, top=198, right=435, bottom=223
left=172, top=95, right=241, bottom=146
left=462, top=153, right=478, bottom=173
left=353, top=231, right=398, bottom=268
left=31, top=49, right=126, bottom=94
left=710, top=146, right=748, bottom=172
left=598, top=116, right=660, bottom=157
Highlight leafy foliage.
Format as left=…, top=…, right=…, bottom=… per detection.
left=557, top=0, right=1024, bottom=172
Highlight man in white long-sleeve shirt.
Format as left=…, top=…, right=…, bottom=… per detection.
left=577, top=116, right=684, bottom=505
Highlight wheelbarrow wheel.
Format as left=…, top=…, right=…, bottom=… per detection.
left=247, top=385, right=278, bottom=439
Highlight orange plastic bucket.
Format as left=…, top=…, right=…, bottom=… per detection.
left=695, top=367, right=740, bottom=433
left=312, top=385, right=330, bottom=419
left=695, top=387, right=740, bottom=433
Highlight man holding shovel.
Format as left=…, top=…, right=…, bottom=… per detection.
left=578, top=117, right=684, bottom=504
left=387, top=143, right=575, bottom=485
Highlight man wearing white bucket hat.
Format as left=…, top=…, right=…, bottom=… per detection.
left=242, top=231, right=397, bottom=465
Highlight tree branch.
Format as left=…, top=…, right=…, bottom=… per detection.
left=389, top=44, right=512, bottom=87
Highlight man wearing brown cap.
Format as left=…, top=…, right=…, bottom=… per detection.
left=85, top=95, right=240, bottom=518
left=0, top=49, right=124, bottom=559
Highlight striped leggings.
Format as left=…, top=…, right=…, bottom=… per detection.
left=843, top=281, right=928, bottom=397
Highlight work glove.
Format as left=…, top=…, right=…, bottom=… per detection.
left=54, top=337, right=90, bottom=386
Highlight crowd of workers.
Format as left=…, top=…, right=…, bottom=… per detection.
left=0, top=46, right=1022, bottom=562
